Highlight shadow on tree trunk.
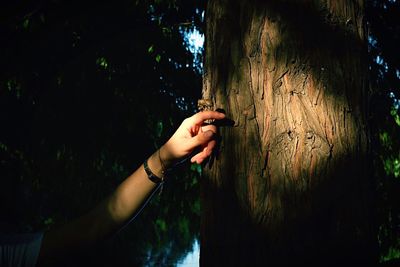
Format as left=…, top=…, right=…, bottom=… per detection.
left=201, top=0, right=377, bottom=266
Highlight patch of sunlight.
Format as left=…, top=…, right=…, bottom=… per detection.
left=180, top=27, right=204, bottom=73
left=177, top=239, right=199, bottom=267
left=376, top=55, right=389, bottom=72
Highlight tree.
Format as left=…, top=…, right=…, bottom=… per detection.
left=201, top=0, right=377, bottom=265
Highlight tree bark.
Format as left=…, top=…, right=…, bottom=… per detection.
left=201, top=0, right=377, bottom=266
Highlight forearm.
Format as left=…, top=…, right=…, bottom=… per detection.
left=38, top=148, right=168, bottom=263
left=86, top=163, right=158, bottom=239
left=37, top=111, right=225, bottom=265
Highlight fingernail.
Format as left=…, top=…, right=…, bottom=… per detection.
left=204, top=131, right=214, bottom=138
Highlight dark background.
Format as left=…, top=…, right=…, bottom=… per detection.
left=0, top=0, right=399, bottom=265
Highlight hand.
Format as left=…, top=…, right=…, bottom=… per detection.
left=161, top=111, right=225, bottom=165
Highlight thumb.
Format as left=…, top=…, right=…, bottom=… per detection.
left=189, top=130, right=214, bottom=148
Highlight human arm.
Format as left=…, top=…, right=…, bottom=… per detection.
left=37, top=110, right=225, bottom=265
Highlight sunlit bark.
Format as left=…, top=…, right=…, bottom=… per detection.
left=201, top=0, right=376, bottom=265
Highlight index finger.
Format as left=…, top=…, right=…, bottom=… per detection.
left=190, top=111, right=225, bottom=125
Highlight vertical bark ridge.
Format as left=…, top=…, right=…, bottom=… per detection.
left=201, top=0, right=376, bottom=265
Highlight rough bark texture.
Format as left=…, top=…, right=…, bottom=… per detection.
left=201, top=0, right=376, bottom=266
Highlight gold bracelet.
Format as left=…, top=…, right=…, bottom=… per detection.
left=158, top=149, right=166, bottom=176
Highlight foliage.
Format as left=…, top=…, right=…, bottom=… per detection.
left=367, top=0, right=400, bottom=262
left=0, top=0, right=399, bottom=265
left=0, top=0, right=205, bottom=265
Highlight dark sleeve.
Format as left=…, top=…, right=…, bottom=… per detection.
left=0, top=232, right=44, bottom=267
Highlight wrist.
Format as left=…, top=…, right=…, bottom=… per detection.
left=144, top=157, right=164, bottom=184
left=146, top=145, right=174, bottom=180
left=147, top=152, right=165, bottom=181
left=159, top=143, right=177, bottom=169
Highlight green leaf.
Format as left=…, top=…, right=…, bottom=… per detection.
left=190, top=163, right=202, bottom=175
left=148, top=45, right=154, bottom=54
left=44, top=217, right=54, bottom=225
left=96, top=57, right=108, bottom=69
left=155, top=54, right=161, bottom=63
left=390, top=107, right=400, bottom=126
left=156, top=121, right=163, bottom=137
left=156, top=219, right=167, bottom=232
left=381, top=246, right=400, bottom=262
left=192, top=199, right=200, bottom=215
left=0, top=142, right=8, bottom=152
left=379, top=131, right=392, bottom=149
left=23, top=19, right=30, bottom=29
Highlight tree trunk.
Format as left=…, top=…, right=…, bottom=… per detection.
left=201, top=0, right=377, bottom=266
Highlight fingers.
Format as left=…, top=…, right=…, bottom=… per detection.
left=190, top=139, right=216, bottom=164
left=188, top=115, right=220, bottom=163
left=189, top=111, right=225, bottom=125
left=201, top=123, right=216, bottom=132
left=183, top=111, right=224, bottom=163
left=187, top=129, right=215, bottom=150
